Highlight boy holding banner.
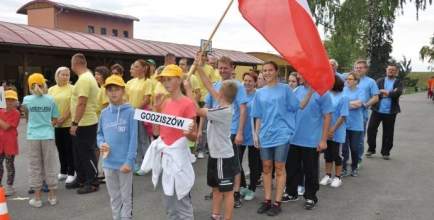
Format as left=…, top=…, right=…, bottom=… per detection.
left=186, top=57, right=238, bottom=220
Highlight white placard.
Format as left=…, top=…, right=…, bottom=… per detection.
left=134, top=109, right=193, bottom=131
left=0, top=87, right=5, bottom=109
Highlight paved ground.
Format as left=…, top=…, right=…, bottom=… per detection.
left=5, top=91, right=434, bottom=220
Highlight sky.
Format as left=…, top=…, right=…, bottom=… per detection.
left=0, top=0, right=433, bottom=71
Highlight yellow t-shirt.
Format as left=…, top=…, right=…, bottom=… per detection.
left=154, top=81, right=171, bottom=99
left=48, top=84, right=73, bottom=128
left=96, top=87, right=109, bottom=118
left=192, top=64, right=214, bottom=102
left=70, top=71, right=99, bottom=126
left=189, top=74, right=201, bottom=91
left=213, top=69, right=222, bottom=81
left=128, top=78, right=153, bottom=109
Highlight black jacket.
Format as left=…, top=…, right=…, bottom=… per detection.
left=371, top=77, right=402, bottom=114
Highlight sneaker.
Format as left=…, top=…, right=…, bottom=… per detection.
left=4, top=185, right=14, bottom=197
left=77, top=185, right=99, bottom=194
left=65, top=175, right=76, bottom=184
left=234, top=193, right=242, bottom=208
left=257, top=202, right=272, bottom=214
left=198, top=152, right=204, bottom=159
left=319, top=175, right=332, bottom=186
left=48, top=197, right=58, bottom=205
left=267, top=204, right=282, bottom=216
left=330, top=177, right=342, bottom=188
left=365, top=151, right=374, bottom=157
left=244, top=190, right=256, bottom=201
left=350, top=169, right=358, bottom=177
left=29, top=197, right=42, bottom=208
left=239, top=187, right=248, bottom=197
left=190, top=154, right=197, bottom=164
left=341, top=170, right=349, bottom=177
left=357, top=162, right=361, bottom=170
left=42, top=181, right=49, bottom=192
left=383, top=155, right=390, bottom=160
left=304, top=199, right=316, bottom=210
left=65, top=181, right=83, bottom=189
left=281, top=194, right=299, bottom=203
left=297, top=185, right=305, bottom=196
left=204, top=192, right=213, bottom=200
left=135, top=169, right=149, bottom=176
left=58, top=174, right=68, bottom=181
left=256, top=180, right=262, bottom=187
left=209, top=216, right=221, bottom=220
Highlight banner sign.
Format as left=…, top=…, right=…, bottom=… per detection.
left=134, top=109, right=193, bottom=131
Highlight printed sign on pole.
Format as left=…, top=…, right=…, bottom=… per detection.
left=134, top=109, right=193, bottom=131
left=200, top=39, right=212, bottom=55
left=0, top=87, right=5, bottom=109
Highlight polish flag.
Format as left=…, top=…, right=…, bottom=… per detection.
left=238, top=0, right=334, bottom=95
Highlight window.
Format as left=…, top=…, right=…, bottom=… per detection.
left=112, top=29, right=118, bottom=36
left=123, top=31, right=129, bottom=38
left=88, top=26, right=94, bottom=34
left=101, top=28, right=106, bottom=35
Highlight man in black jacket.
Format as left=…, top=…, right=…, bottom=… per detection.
left=366, top=64, right=403, bottom=160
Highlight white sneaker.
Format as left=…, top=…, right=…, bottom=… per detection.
left=330, top=177, right=342, bottom=188
left=29, top=197, right=42, bottom=207
left=48, top=197, right=58, bottom=205
left=58, top=174, right=67, bottom=181
left=65, top=175, right=75, bottom=184
left=244, top=190, right=256, bottom=201
left=197, top=152, right=204, bottom=159
left=319, top=175, right=332, bottom=186
left=190, top=154, right=197, bottom=164
left=4, top=185, right=14, bottom=196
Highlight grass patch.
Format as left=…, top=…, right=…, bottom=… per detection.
left=407, top=72, right=434, bottom=90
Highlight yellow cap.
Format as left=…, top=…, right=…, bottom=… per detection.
left=156, top=64, right=183, bottom=81
left=4, top=90, right=18, bottom=100
left=28, top=73, right=46, bottom=86
left=104, top=75, right=125, bottom=87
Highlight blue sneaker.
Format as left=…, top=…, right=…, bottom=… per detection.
left=350, top=169, right=358, bottom=177
left=133, top=164, right=140, bottom=173
left=297, top=185, right=305, bottom=196
left=341, top=170, right=349, bottom=177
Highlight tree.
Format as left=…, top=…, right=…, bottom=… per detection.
left=419, top=34, right=434, bottom=71
left=391, top=56, right=418, bottom=88
left=308, top=0, right=432, bottom=79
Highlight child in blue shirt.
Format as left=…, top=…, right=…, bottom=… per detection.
left=97, top=75, right=137, bottom=220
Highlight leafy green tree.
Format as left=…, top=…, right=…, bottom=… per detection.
left=419, top=34, right=434, bottom=71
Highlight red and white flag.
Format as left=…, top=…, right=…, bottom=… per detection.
left=238, top=0, right=334, bottom=95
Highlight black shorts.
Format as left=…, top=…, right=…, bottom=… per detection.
left=207, top=156, right=234, bottom=192
left=231, top=134, right=242, bottom=175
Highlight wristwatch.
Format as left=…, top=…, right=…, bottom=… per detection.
left=71, top=121, right=79, bottom=126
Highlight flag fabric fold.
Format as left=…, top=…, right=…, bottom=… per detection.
left=238, top=0, right=334, bottom=95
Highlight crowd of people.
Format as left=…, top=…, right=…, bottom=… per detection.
left=0, top=53, right=404, bottom=220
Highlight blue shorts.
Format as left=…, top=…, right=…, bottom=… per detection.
left=259, top=144, right=290, bottom=162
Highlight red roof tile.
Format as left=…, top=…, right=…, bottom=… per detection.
left=0, top=21, right=263, bottom=65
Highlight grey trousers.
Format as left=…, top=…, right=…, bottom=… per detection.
left=27, top=140, right=59, bottom=190
left=104, top=168, right=133, bottom=220
left=163, top=189, right=194, bottom=220
left=136, top=121, right=150, bottom=166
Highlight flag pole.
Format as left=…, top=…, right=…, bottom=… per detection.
left=187, top=0, right=234, bottom=80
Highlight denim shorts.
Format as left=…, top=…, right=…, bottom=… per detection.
left=259, top=144, right=290, bottom=162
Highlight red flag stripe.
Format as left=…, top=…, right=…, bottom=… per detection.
left=238, top=0, right=334, bottom=95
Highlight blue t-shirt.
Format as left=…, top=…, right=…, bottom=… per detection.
left=251, top=83, right=300, bottom=148
left=379, top=78, right=396, bottom=114
left=23, top=94, right=59, bottom=140
left=357, top=76, right=380, bottom=118
left=336, top=72, right=346, bottom=82
left=330, top=92, right=349, bottom=143
left=291, top=86, right=334, bottom=148
left=242, top=92, right=255, bottom=146
left=343, top=87, right=366, bottom=131
left=205, top=79, right=247, bottom=134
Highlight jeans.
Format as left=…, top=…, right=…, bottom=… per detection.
left=357, top=116, right=368, bottom=163
left=342, top=130, right=362, bottom=171
left=367, top=111, right=397, bottom=156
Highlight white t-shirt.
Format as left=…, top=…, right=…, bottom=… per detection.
left=206, top=105, right=234, bottom=158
